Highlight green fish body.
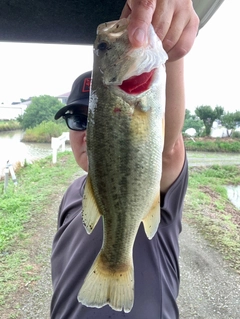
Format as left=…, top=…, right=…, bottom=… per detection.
left=78, top=18, right=168, bottom=313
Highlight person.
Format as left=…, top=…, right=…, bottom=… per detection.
left=51, top=57, right=186, bottom=318
left=51, top=0, right=224, bottom=318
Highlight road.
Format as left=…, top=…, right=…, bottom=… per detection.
left=187, top=151, right=240, bottom=167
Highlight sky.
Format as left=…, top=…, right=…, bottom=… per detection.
left=184, top=0, right=240, bottom=113
left=0, top=0, right=239, bottom=114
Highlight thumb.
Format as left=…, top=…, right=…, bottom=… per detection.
left=121, top=0, right=156, bottom=47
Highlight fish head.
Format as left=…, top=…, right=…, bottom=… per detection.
left=93, top=18, right=168, bottom=102
left=94, top=18, right=132, bottom=85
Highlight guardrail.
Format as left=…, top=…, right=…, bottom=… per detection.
left=51, top=132, right=70, bottom=164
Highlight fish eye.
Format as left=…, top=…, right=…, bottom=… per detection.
left=97, top=42, right=108, bottom=51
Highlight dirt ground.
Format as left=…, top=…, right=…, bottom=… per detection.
left=178, top=222, right=240, bottom=319
left=1, top=157, right=240, bottom=319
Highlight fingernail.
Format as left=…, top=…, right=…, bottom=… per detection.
left=133, top=28, right=146, bottom=45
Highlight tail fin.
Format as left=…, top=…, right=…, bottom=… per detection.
left=78, top=252, right=134, bottom=313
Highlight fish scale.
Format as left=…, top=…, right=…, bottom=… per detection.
left=78, top=17, right=168, bottom=313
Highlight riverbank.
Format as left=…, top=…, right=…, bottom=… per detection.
left=0, top=121, right=21, bottom=132
left=0, top=152, right=240, bottom=318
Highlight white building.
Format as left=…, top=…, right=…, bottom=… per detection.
left=0, top=92, right=70, bottom=121
left=0, top=101, right=30, bottom=120
left=210, top=121, right=229, bottom=138
left=56, top=92, right=69, bottom=105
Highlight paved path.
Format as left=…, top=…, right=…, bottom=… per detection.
left=187, top=151, right=240, bottom=167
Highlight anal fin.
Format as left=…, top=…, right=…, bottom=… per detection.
left=142, top=192, right=161, bottom=239
left=82, top=176, right=101, bottom=234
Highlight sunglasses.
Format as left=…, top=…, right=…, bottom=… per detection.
left=63, top=113, right=88, bottom=131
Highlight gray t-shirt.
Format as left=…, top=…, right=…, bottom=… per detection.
left=51, top=157, right=188, bottom=319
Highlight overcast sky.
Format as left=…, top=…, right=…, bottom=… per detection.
left=185, top=0, right=239, bottom=113
left=0, top=0, right=239, bottom=114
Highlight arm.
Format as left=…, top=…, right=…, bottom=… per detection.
left=160, top=58, right=185, bottom=193
left=121, top=0, right=199, bottom=61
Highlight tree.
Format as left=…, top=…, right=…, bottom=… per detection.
left=215, top=106, right=225, bottom=119
left=221, top=111, right=240, bottom=136
left=18, top=95, right=64, bottom=129
left=221, top=112, right=235, bottom=136
left=183, top=109, right=204, bottom=135
left=195, top=105, right=224, bottom=136
left=234, top=111, right=240, bottom=123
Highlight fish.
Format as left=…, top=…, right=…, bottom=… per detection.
left=78, top=17, right=168, bottom=313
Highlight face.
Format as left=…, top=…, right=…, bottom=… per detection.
left=66, top=105, right=89, bottom=172
left=70, top=130, right=88, bottom=172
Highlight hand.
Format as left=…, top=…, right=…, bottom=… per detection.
left=120, top=0, right=199, bottom=61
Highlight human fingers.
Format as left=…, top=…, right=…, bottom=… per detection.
left=150, top=0, right=171, bottom=41
left=120, top=0, right=157, bottom=47
left=120, top=0, right=199, bottom=59
left=120, top=2, right=131, bottom=19
left=166, top=12, right=199, bottom=61
left=151, top=0, right=199, bottom=60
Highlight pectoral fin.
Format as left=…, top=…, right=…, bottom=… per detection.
left=142, top=193, right=161, bottom=240
left=82, top=176, right=101, bottom=234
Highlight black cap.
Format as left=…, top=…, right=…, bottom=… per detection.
left=54, top=71, right=91, bottom=120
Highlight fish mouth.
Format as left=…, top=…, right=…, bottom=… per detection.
left=118, top=69, right=155, bottom=94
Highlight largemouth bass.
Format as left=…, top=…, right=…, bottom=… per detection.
left=78, top=18, right=168, bottom=313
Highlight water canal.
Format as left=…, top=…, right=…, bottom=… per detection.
left=0, top=130, right=71, bottom=178
left=226, top=185, right=240, bottom=210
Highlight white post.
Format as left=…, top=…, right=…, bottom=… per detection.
left=52, top=148, right=57, bottom=164
left=51, top=137, right=58, bottom=164
left=51, top=132, right=69, bottom=164
left=3, top=161, right=17, bottom=192
left=9, top=164, right=17, bottom=186
left=4, top=166, right=9, bottom=193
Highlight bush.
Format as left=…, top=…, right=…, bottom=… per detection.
left=232, top=131, right=240, bottom=139
left=22, top=121, right=67, bottom=143
left=0, top=120, right=21, bottom=132
left=184, top=138, right=240, bottom=152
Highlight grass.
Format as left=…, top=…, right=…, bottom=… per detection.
left=184, top=137, right=240, bottom=152
left=184, top=165, right=240, bottom=273
left=0, top=152, right=79, bottom=252
left=0, top=152, right=82, bottom=307
left=0, top=121, right=21, bottom=132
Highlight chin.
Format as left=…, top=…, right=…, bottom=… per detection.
left=82, top=165, right=88, bottom=172
left=79, top=157, right=88, bottom=172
